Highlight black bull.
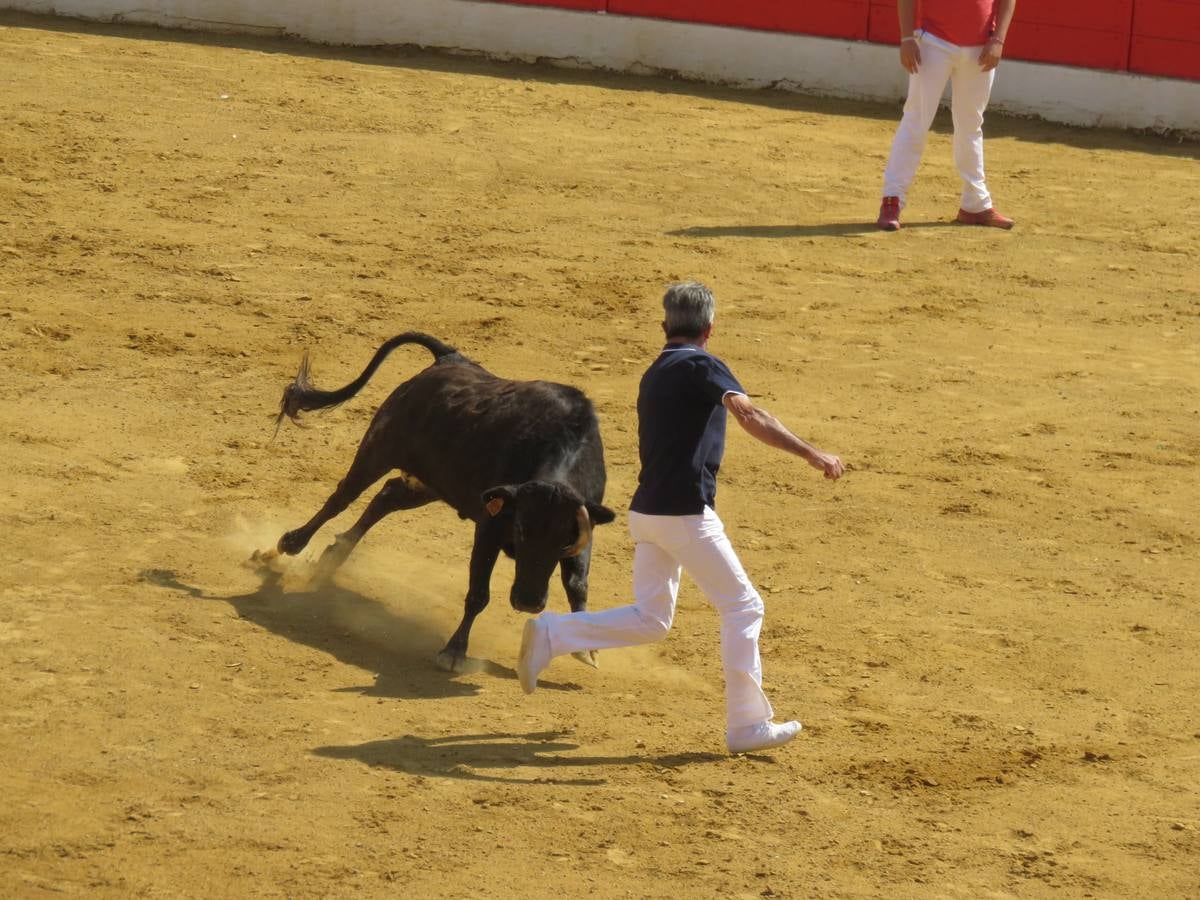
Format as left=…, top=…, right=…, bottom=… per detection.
left=258, top=332, right=616, bottom=672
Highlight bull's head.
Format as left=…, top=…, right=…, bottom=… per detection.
left=481, top=481, right=616, bottom=614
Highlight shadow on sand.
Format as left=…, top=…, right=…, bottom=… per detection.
left=141, top=569, right=762, bottom=784
left=139, top=567, right=585, bottom=701
left=312, top=730, right=735, bottom=785
left=668, top=221, right=954, bottom=239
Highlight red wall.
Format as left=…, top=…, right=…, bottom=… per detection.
left=606, top=0, right=870, bottom=40
left=487, top=0, right=1200, bottom=81
left=1131, top=0, right=1200, bottom=79
left=508, top=0, right=605, bottom=8
left=1003, top=0, right=1134, bottom=71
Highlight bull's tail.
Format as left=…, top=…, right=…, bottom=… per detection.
left=274, top=332, right=458, bottom=432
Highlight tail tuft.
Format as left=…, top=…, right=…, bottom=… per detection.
left=273, top=354, right=316, bottom=436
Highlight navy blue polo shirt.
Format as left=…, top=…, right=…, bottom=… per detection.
left=629, top=344, right=746, bottom=516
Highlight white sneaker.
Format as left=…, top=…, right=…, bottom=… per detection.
left=726, top=720, right=802, bottom=754
left=516, top=617, right=552, bottom=694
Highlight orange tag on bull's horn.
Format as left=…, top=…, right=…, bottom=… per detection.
left=485, top=497, right=505, bottom=517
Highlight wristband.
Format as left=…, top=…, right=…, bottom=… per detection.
left=989, top=37, right=1004, bottom=45
left=901, top=36, right=917, bottom=44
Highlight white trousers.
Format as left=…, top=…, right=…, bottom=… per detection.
left=541, top=507, right=774, bottom=730
left=881, top=31, right=996, bottom=213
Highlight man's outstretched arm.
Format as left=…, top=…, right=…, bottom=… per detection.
left=723, top=392, right=846, bottom=480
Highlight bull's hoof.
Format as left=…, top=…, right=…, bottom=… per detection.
left=435, top=649, right=467, bottom=674
left=246, top=548, right=284, bottom=578
left=277, top=529, right=308, bottom=556
left=312, top=537, right=354, bottom=585
left=571, top=650, right=600, bottom=669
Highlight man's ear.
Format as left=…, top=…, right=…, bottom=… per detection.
left=481, top=485, right=519, bottom=517
left=586, top=502, right=617, bottom=526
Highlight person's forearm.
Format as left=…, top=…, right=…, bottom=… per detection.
left=724, top=392, right=845, bottom=480
left=897, top=0, right=916, bottom=38
left=993, top=0, right=1016, bottom=41
left=740, top=408, right=822, bottom=463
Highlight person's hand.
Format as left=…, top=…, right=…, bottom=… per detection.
left=900, top=39, right=921, bottom=74
left=979, top=39, right=1004, bottom=71
left=807, top=451, right=845, bottom=481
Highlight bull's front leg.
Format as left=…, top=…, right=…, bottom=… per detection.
left=436, top=522, right=502, bottom=673
left=559, top=549, right=599, bottom=669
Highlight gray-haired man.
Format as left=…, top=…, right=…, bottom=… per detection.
left=518, top=282, right=845, bottom=754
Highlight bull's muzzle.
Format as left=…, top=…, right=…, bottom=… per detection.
left=510, top=591, right=548, bottom=615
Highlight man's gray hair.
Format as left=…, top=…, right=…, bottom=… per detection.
left=662, top=281, right=715, bottom=338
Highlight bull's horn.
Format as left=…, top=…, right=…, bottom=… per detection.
left=564, top=506, right=592, bottom=557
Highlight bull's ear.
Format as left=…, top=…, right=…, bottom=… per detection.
left=586, top=502, right=616, bottom=525
left=481, top=484, right=518, bottom=517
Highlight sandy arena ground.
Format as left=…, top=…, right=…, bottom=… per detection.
left=1, top=12, right=1197, bottom=898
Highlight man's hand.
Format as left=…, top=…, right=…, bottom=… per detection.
left=979, top=39, right=1004, bottom=71
left=900, top=39, right=921, bottom=74
left=807, top=451, right=845, bottom=481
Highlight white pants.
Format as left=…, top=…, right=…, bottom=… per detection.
left=881, top=30, right=996, bottom=213
left=541, top=507, right=774, bottom=730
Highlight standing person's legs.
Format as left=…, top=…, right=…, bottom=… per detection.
left=949, top=47, right=996, bottom=214
left=881, top=36, right=956, bottom=206
left=668, top=507, right=775, bottom=731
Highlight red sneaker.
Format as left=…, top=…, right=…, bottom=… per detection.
left=877, top=196, right=901, bottom=231
left=957, top=207, right=1014, bottom=229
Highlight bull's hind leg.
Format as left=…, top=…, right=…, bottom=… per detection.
left=276, top=448, right=393, bottom=557
left=437, top=521, right=503, bottom=673
left=312, top=475, right=436, bottom=582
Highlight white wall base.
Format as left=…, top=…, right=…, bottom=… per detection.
left=6, top=0, right=1199, bottom=135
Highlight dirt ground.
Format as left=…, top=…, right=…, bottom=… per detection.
left=1, top=11, right=1197, bottom=899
